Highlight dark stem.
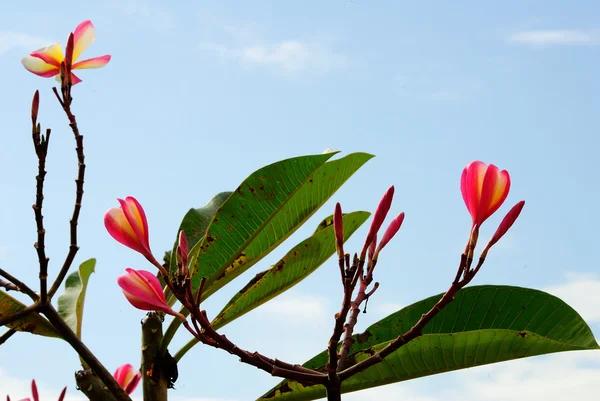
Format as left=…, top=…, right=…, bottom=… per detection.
left=151, top=260, right=327, bottom=385
left=47, top=85, right=85, bottom=299
left=42, top=305, right=132, bottom=401
left=0, top=303, right=40, bottom=327
left=0, top=278, right=19, bottom=292
left=75, top=369, right=118, bottom=401
left=0, top=268, right=38, bottom=301
left=325, top=382, right=342, bottom=401
left=339, top=254, right=477, bottom=380
left=141, top=312, right=169, bottom=401
left=0, top=329, right=16, bottom=345
left=31, top=119, right=51, bottom=304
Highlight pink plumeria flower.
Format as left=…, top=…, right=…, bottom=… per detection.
left=460, top=161, right=510, bottom=227
left=21, top=20, right=111, bottom=85
left=114, top=364, right=142, bottom=395
left=117, top=268, right=182, bottom=319
left=7, top=380, right=66, bottom=401
left=104, top=197, right=154, bottom=262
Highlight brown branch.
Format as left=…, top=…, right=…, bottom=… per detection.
left=327, top=256, right=360, bottom=384
left=0, top=303, right=40, bottom=327
left=154, top=259, right=327, bottom=385
left=0, top=278, right=19, bottom=292
left=339, top=254, right=477, bottom=380
left=42, top=304, right=132, bottom=401
left=31, top=91, right=51, bottom=304
left=0, top=329, right=16, bottom=345
left=47, top=80, right=85, bottom=300
left=0, top=268, right=38, bottom=301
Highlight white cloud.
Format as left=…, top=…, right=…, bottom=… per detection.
left=199, top=40, right=345, bottom=74
left=508, top=30, right=600, bottom=46
left=259, top=293, right=330, bottom=323
left=0, top=33, right=52, bottom=55
left=544, top=272, right=600, bottom=323
left=340, top=351, right=600, bottom=401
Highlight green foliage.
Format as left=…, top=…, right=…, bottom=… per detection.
left=176, top=152, right=373, bottom=300
left=212, top=211, right=370, bottom=330
left=0, top=293, right=60, bottom=338
left=57, top=258, right=96, bottom=339
left=259, top=285, right=599, bottom=400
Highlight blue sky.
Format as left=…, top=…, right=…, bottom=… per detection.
left=1, top=1, right=599, bottom=400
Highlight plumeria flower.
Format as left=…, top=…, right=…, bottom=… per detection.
left=460, top=161, right=510, bottom=227
left=114, top=364, right=142, bottom=395
left=21, top=20, right=110, bottom=85
left=104, top=197, right=154, bottom=262
left=117, top=268, right=184, bottom=319
left=6, top=380, right=66, bottom=401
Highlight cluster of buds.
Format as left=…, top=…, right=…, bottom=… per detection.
left=6, top=365, right=140, bottom=400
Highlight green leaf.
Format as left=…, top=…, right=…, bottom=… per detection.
left=212, top=211, right=370, bottom=330
left=168, top=192, right=233, bottom=271
left=197, top=152, right=374, bottom=298
left=0, top=292, right=60, bottom=338
left=57, top=258, right=96, bottom=339
left=259, top=285, right=599, bottom=400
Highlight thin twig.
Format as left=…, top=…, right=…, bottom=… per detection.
left=0, top=268, right=38, bottom=301
left=47, top=77, right=85, bottom=299
left=31, top=91, right=51, bottom=304
left=0, top=303, right=40, bottom=327
left=0, top=278, right=19, bottom=292
left=339, top=253, right=477, bottom=380
left=0, top=329, right=16, bottom=345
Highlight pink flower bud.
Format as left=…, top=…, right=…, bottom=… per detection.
left=176, top=230, right=189, bottom=267
left=333, top=203, right=344, bottom=257
left=489, top=201, right=525, bottom=247
left=104, top=197, right=153, bottom=261
left=461, top=161, right=510, bottom=227
left=363, top=186, right=394, bottom=254
left=114, top=364, right=142, bottom=395
left=374, top=212, right=405, bottom=258
left=117, top=268, right=176, bottom=316
left=368, top=233, right=377, bottom=262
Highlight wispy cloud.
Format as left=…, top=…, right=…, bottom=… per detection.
left=344, top=351, right=600, bottom=401
left=508, top=30, right=600, bottom=46
left=259, top=293, right=330, bottom=323
left=0, top=32, right=52, bottom=55
left=544, top=272, right=600, bottom=323
left=199, top=39, right=346, bottom=74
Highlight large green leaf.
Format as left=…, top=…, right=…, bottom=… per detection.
left=259, top=285, right=599, bottom=400
left=212, top=211, right=370, bottom=330
left=57, top=258, right=96, bottom=339
left=168, top=192, right=233, bottom=271
left=0, top=292, right=60, bottom=338
left=188, top=152, right=373, bottom=295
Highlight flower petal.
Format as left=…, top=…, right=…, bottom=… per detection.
left=104, top=206, right=147, bottom=255
left=478, top=165, right=510, bottom=224
left=114, top=364, right=142, bottom=395
left=72, top=20, right=96, bottom=62
left=21, top=56, right=59, bottom=78
left=73, top=55, right=111, bottom=70
left=119, top=197, right=150, bottom=254
left=461, top=161, right=487, bottom=224
left=117, top=268, right=168, bottom=311
left=30, top=42, right=63, bottom=67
